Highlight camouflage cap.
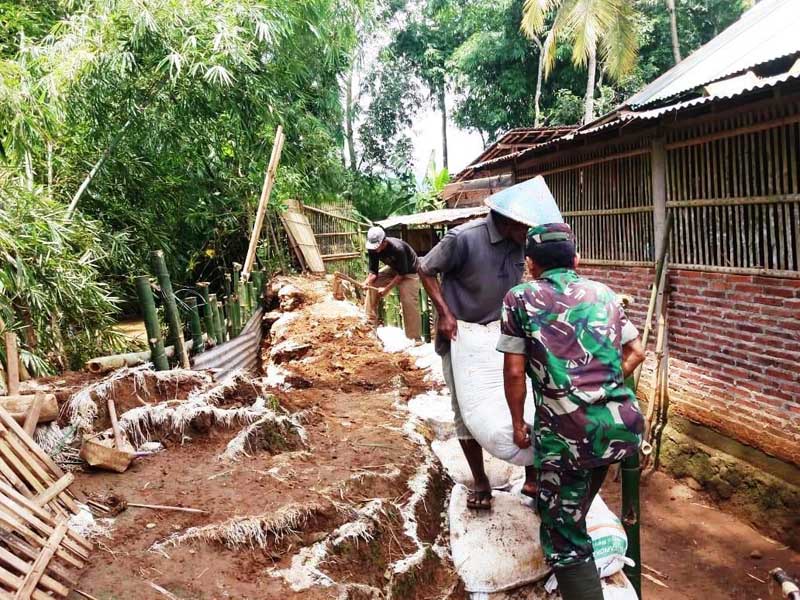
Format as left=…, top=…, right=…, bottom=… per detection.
left=527, top=222, right=575, bottom=245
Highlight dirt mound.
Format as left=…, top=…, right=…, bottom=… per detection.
left=69, top=275, right=458, bottom=599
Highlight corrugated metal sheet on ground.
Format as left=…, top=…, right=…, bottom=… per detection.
left=377, top=206, right=488, bottom=229
left=626, top=0, right=800, bottom=108
left=193, top=308, right=264, bottom=377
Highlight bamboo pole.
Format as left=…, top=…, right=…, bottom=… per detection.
left=196, top=283, right=217, bottom=345
left=209, top=295, right=224, bottom=344
left=243, top=127, right=285, bottom=280
left=4, top=332, right=19, bottom=396
left=134, top=276, right=169, bottom=371
left=247, top=281, right=256, bottom=313
left=150, top=251, right=190, bottom=369
left=230, top=296, right=241, bottom=335
left=186, top=298, right=204, bottom=355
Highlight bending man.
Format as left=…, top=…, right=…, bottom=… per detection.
left=363, top=226, right=422, bottom=341
left=498, top=223, right=645, bottom=600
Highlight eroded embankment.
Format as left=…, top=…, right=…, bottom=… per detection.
left=61, top=275, right=459, bottom=599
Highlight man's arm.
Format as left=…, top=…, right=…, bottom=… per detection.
left=378, top=274, right=402, bottom=297
left=363, top=253, right=379, bottom=287
left=503, top=353, right=530, bottom=449
left=419, top=271, right=457, bottom=340
left=417, top=234, right=461, bottom=340
left=622, top=337, right=645, bottom=377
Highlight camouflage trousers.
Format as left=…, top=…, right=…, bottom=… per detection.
left=537, top=466, right=609, bottom=569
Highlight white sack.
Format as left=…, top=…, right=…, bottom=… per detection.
left=408, top=392, right=455, bottom=441
left=451, top=483, right=630, bottom=594
left=470, top=571, right=638, bottom=600
left=450, top=320, right=535, bottom=466
left=449, top=485, right=549, bottom=593
left=433, top=439, right=523, bottom=489
left=511, top=482, right=630, bottom=580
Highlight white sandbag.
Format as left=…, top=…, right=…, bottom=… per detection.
left=450, top=485, right=549, bottom=593
left=470, top=570, right=638, bottom=600
left=433, top=439, right=524, bottom=489
left=585, top=495, right=630, bottom=579
left=450, top=320, right=535, bottom=466
left=510, top=482, right=630, bottom=580
left=408, top=391, right=455, bottom=441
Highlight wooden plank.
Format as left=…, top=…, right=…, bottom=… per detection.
left=0, top=546, right=69, bottom=597
left=15, top=521, right=68, bottom=599
left=561, top=205, right=653, bottom=217
left=280, top=200, right=325, bottom=273
left=0, top=509, right=82, bottom=570
left=0, top=532, right=77, bottom=588
left=0, top=410, right=78, bottom=511
left=32, top=474, right=74, bottom=510
left=4, top=335, right=19, bottom=397
left=21, top=395, right=44, bottom=438
left=666, top=194, right=800, bottom=209
left=0, top=482, right=91, bottom=552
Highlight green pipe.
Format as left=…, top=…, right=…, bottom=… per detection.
left=150, top=250, right=190, bottom=369
left=186, top=297, right=204, bottom=355
left=134, top=276, right=169, bottom=371
left=196, top=282, right=217, bottom=345
left=623, top=376, right=642, bottom=597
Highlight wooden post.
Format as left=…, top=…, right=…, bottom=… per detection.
left=4, top=332, right=19, bottom=396
left=134, top=276, right=169, bottom=371
left=186, top=297, right=204, bottom=355
left=196, top=283, right=217, bottom=345
left=652, top=137, right=668, bottom=260
left=243, top=127, right=285, bottom=280
left=150, top=251, right=190, bottom=369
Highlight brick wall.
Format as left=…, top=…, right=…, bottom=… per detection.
left=579, top=264, right=800, bottom=467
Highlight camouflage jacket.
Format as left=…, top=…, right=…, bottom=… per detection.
left=497, top=268, right=643, bottom=471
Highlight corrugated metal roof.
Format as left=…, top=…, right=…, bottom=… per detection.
left=377, top=206, right=488, bottom=229
left=467, top=126, right=577, bottom=166
left=626, top=0, right=800, bottom=108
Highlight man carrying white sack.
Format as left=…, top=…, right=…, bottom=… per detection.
left=499, top=222, right=645, bottom=600
left=418, top=176, right=560, bottom=511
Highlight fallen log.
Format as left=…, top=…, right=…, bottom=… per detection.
left=0, top=394, right=58, bottom=425
left=85, top=335, right=207, bottom=374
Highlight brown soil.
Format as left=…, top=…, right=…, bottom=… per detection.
left=56, top=275, right=798, bottom=600
left=70, top=276, right=456, bottom=600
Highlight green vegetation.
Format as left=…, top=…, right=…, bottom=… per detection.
left=0, top=0, right=752, bottom=372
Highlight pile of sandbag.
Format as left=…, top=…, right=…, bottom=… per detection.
left=449, top=485, right=635, bottom=599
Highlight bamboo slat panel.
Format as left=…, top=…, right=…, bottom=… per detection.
left=280, top=200, right=325, bottom=273
left=301, top=201, right=365, bottom=276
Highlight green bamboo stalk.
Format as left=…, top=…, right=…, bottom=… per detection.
left=247, top=281, right=256, bottom=313
left=134, top=276, right=169, bottom=371
left=197, top=282, right=218, bottom=345
left=231, top=295, right=242, bottom=334
left=622, top=383, right=641, bottom=596
left=252, top=270, right=263, bottom=306
left=150, top=250, right=190, bottom=369
left=210, top=294, right=225, bottom=343
left=186, top=297, right=204, bottom=355
left=224, top=273, right=233, bottom=300
left=232, top=262, right=241, bottom=292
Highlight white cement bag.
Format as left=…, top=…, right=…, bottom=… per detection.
left=433, top=439, right=524, bottom=489
left=510, top=482, right=630, bottom=580
left=408, top=391, right=455, bottom=441
left=450, top=485, right=549, bottom=593
left=470, top=570, right=638, bottom=600
left=450, top=320, right=535, bottom=466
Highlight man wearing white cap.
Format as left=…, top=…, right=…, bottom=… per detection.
left=363, top=226, right=422, bottom=341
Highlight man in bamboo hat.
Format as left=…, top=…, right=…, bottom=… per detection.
left=498, top=222, right=645, bottom=599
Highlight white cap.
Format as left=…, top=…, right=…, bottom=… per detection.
left=365, top=226, right=386, bottom=250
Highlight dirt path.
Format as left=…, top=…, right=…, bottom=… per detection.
left=603, top=474, right=799, bottom=600
left=49, top=275, right=798, bottom=599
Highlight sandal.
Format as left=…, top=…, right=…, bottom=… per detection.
left=466, top=489, right=493, bottom=510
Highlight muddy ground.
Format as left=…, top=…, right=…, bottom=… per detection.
left=29, top=275, right=798, bottom=599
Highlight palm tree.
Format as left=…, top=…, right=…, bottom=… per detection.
left=521, top=0, right=640, bottom=125
left=665, top=0, right=682, bottom=64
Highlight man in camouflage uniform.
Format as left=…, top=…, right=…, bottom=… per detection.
left=497, top=223, right=645, bottom=600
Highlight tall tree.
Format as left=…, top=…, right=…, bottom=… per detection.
left=665, top=0, right=682, bottom=63
left=522, top=0, right=640, bottom=124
